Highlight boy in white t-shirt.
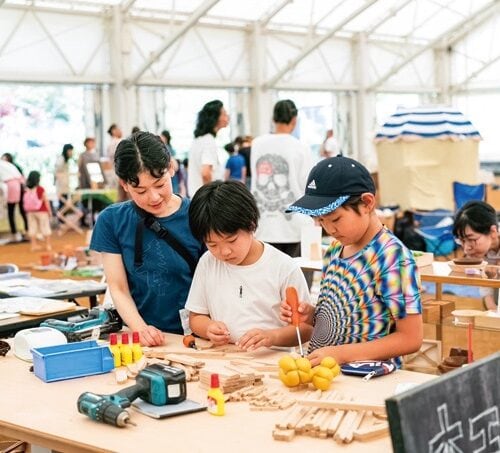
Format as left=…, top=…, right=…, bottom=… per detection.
left=186, top=180, right=312, bottom=351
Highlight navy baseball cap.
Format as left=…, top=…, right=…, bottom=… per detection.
left=287, top=156, right=376, bottom=216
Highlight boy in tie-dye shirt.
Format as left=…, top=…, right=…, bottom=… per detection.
left=282, top=156, right=423, bottom=366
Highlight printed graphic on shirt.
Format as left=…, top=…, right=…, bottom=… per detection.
left=253, top=154, right=295, bottom=219
left=309, top=229, right=422, bottom=366
left=135, top=239, right=176, bottom=296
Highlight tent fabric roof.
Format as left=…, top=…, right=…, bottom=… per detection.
left=374, top=107, right=482, bottom=142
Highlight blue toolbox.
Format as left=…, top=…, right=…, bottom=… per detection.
left=32, top=340, right=114, bottom=382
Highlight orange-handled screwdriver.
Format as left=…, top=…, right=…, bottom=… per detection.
left=286, top=286, right=304, bottom=357
left=183, top=334, right=198, bottom=350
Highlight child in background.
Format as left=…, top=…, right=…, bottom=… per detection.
left=281, top=156, right=423, bottom=366
left=224, top=143, right=246, bottom=184
left=453, top=200, right=499, bottom=310
left=24, top=170, right=52, bottom=251
left=186, top=180, right=311, bottom=351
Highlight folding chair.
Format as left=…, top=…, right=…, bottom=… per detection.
left=56, top=194, right=84, bottom=236
left=412, top=209, right=453, bottom=228
left=452, top=181, right=486, bottom=211
left=414, top=224, right=457, bottom=258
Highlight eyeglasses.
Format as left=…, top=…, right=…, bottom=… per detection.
left=454, top=236, right=482, bottom=247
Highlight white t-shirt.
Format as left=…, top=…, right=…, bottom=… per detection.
left=0, top=160, right=21, bottom=182
left=107, top=137, right=122, bottom=160
left=187, top=133, right=220, bottom=197
left=250, top=133, right=313, bottom=243
left=185, top=242, right=311, bottom=343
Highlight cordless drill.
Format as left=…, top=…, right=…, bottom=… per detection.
left=77, top=363, right=187, bottom=427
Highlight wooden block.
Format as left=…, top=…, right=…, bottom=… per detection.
left=272, top=429, right=295, bottom=441
left=422, top=303, right=441, bottom=324
left=114, top=367, right=128, bottom=384
left=427, top=299, right=456, bottom=320
left=423, top=323, right=438, bottom=340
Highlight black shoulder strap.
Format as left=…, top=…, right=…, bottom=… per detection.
left=133, top=203, right=198, bottom=276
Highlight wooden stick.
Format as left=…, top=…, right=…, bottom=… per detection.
left=334, top=410, right=358, bottom=443
left=342, top=410, right=365, bottom=444
left=297, top=399, right=386, bottom=414
left=326, top=394, right=347, bottom=436
left=353, top=422, right=389, bottom=441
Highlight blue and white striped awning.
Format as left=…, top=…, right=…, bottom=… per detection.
left=374, top=107, right=482, bottom=142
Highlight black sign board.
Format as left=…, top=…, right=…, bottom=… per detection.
left=386, top=352, right=500, bottom=453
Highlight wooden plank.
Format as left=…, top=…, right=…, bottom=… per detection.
left=297, top=399, right=386, bottom=414
left=422, top=303, right=440, bottom=324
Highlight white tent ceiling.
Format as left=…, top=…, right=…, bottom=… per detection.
left=1, top=0, right=499, bottom=161
left=1, top=0, right=499, bottom=91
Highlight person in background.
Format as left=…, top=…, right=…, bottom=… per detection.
left=319, top=129, right=340, bottom=158
left=89, top=132, right=204, bottom=346
left=453, top=200, right=499, bottom=310
left=107, top=124, right=123, bottom=159
left=54, top=144, right=74, bottom=208
left=78, top=137, right=100, bottom=226
left=1, top=153, right=27, bottom=240
left=251, top=99, right=313, bottom=258
left=160, top=129, right=185, bottom=196
left=181, top=158, right=189, bottom=198
left=234, top=135, right=252, bottom=189
left=78, top=137, right=100, bottom=190
left=281, top=156, right=423, bottom=366
left=188, top=100, right=229, bottom=197
left=186, top=180, right=311, bottom=350
left=160, top=130, right=174, bottom=156
left=224, top=142, right=246, bottom=183
left=24, top=170, right=52, bottom=252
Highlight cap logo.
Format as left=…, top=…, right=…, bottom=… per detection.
left=307, top=179, right=317, bottom=190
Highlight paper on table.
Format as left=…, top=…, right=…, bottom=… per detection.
left=0, top=313, right=20, bottom=320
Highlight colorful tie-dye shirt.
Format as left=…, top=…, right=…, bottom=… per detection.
left=309, top=227, right=422, bottom=365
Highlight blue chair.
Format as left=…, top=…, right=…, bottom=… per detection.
left=453, top=182, right=486, bottom=211
left=415, top=225, right=457, bottom=258
left=412, top=209, right=453, bottom=228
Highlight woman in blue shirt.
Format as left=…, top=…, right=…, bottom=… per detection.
left=90, top=132, right=204, bottom=346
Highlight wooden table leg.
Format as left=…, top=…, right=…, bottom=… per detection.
left=435, top=283, right=443, bottom=300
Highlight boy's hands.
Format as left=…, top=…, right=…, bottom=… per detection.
left=206, top=320, right=231, bottom=346
left=237, top=329, right=275, bottom=351
left=307, top=346, right=343, bottom=367
left=139, top=325, right=165, bottom=346
left=280, top=299, right=314, bottom=325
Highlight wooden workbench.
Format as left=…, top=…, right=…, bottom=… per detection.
left=418, top=262, right=500, bottom=299
left=0, top=334, right=436, bottom=453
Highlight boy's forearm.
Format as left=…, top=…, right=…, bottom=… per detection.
left=318, top=314, right=423, bottom=364
left=189, top=313, right=212, bottom=339
left=271, top=324, right=313, bottom=347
